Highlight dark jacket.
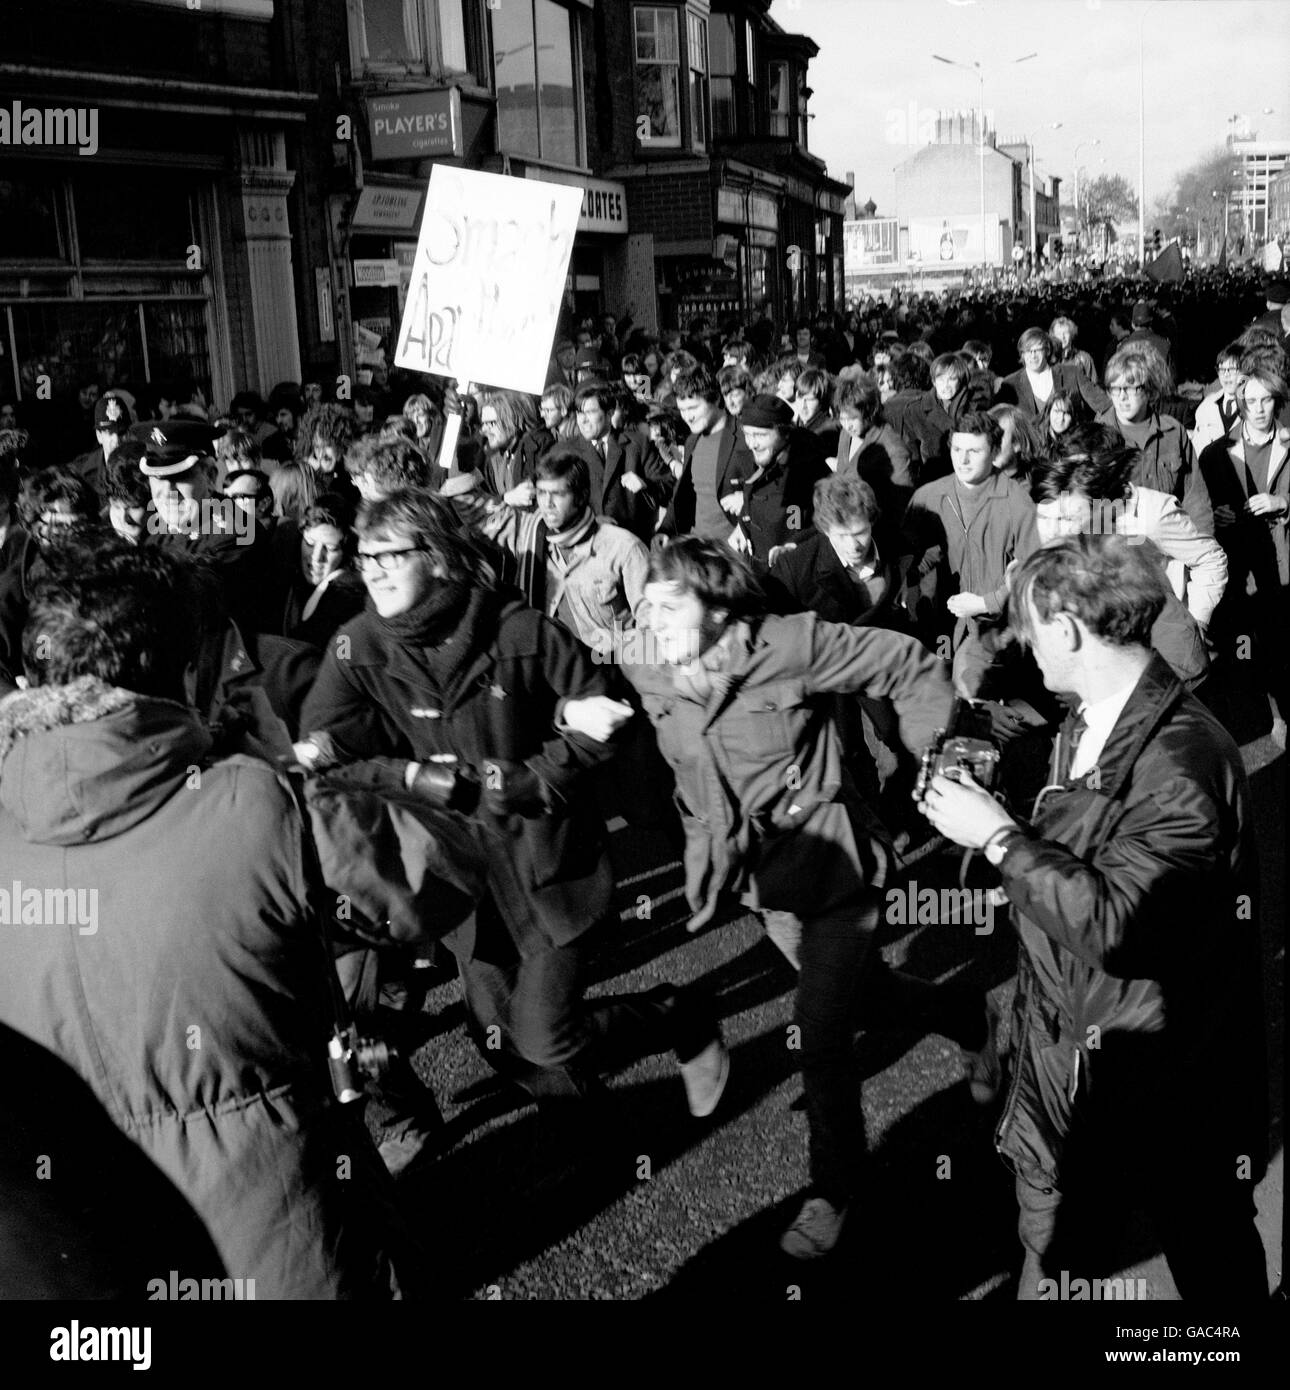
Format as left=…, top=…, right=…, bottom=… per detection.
left=993, top=656, right=1266, bottom=1191
left=1095, top=407, right=1214, bottom=537
left=736, top=434, right=831, bottom=564
left=298, top=587, right=621, bottom=956
left=765, top=530, right=908, bottom=630
left=575, top=430, right=674, bottom=541
left=155, top=520, right=282, bottom=637
left=1199, top=424, right=1290, bottom=595
left=662, top=413, right=755, bottom=538
left=0, top=524, right=35, bottom=693
left=481, top=426, right=551, bottom=500
left=283, top=567, right=368, bottom=648
left=834, top=422, right=916, bottom=529
left=0, top=679, right=404, bottom=1298
left=1000, top=361, right=1110, bottom=423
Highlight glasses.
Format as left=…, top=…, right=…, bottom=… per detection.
left=480, top=417, right=502, bottom=428
left=356, top=546, right=423, bottom=572
left=1108, top=384, right=1145, bottom=396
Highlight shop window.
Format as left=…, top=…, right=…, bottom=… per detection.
left=348, top=0, right=473, bottom=80
left=493, top=0, right=582, bottom=166
left=0, top=176, right=65, bottom=261
left=74, top=168, right=197, bottom=263
left=687, top=11, right=708, bottom=151
left=633, top=6, right=681, bottom=148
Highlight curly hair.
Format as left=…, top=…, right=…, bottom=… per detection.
left=296, top=403, right=360, bottom=467
left=23, top=535, right=202, bottom=697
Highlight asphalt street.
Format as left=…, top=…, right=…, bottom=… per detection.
left=383, top=697, right=1286, bottom=1303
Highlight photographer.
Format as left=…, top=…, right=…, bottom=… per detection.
left=919, top=534, right=1268, bottom=1300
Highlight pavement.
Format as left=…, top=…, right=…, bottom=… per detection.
left=382, top=699, right=1286, bottom=1302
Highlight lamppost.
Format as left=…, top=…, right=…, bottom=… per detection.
left=1073, top=138, right=1101, bottom=250
left=1027, top=121, right=1062, bottom=267
left=933, top=51, right=1037, bottom=277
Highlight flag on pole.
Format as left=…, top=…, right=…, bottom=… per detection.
left=1145, top=241, right=1184, bottom=284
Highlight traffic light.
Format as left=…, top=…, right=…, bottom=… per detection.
left=1152, top=228, right=1162, bottom=257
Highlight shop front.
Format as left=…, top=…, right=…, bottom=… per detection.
left=520, top=167, right=630, bottom=325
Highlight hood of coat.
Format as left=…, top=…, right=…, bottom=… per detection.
left=0, top=676, right=212, bottom=846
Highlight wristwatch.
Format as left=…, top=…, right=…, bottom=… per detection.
left=983, top=826, right=1023, bottom=867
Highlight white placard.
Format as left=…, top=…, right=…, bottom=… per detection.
left=394, top=167, right=583, bottom=394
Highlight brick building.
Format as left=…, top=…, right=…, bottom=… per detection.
left=1, top=0, right=314, bottom=413
left=597, top=0, right=850, bottom=335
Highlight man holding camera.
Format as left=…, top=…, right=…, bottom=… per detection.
left=919, top=533, right=1268, bottom=1300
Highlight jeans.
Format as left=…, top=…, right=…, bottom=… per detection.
left=458, top=932, right=717, bottom=1101
left=784, top=892, right=987, bottom=1208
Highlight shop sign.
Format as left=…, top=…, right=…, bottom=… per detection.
left=352, top=185, right=424, bottom=232
left=523, top=168, right=628, bottom=234
left=353, top=258, right=401, bottom=288
left=368, top=89, right=463, bottom=162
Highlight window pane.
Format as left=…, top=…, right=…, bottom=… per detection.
left=638, top=63, right=680, bottom=146
left=11, top=301, right=147, bottom=400
left=536, top=0, right=579, bottom=166
left=711, top=76, right=734, bottom=139
left=493, top=0, right=540, bottom=157
left=690, top=70, right=706, bottom=148
left=435, top=0, right=468, bottom=73
left=710, top=13, right=735, bottom=76
left=75, top=168, right=196, bottom=261
left=656, top=9, right=679, bottom=60
left=360, top=0, right=422, bottom=66
left=0, top=175, right=64, bottom=260
left=688, top=13, right=706, bottom=72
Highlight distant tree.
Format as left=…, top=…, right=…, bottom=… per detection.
left=1156, top=147, right=1245, bottom=259
left=1084, top=174, right=1139, bottom=229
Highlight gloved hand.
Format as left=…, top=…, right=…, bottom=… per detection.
left=407, top=760, right=480, bottom=814
left=478, top=760, right=548, bottom=818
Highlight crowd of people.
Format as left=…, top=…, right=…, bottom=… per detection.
left=0, top=263, right=1284, bottom=1299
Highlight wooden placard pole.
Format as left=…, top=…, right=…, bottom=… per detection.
left=436, top=376, right=472, bottom=477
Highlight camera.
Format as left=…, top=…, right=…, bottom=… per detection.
left=327, top=1024, right=397, bottom=1104
left=914, top=732, right=1001, bottom=802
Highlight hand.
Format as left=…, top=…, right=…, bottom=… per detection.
left=947, top=592, right=989, bottom=618
left=768, top=543, right=798, bottom=569
left=479, top=760, right=548, bottom=818
left=504, top=479, right=536, bottom=508
left=621, top=470, right=645, bottom=494
left=1246, top=493, right=1287, bottom=518
left=916, top=770, right=1017, bottom=849
left=669, top=457, right=684, bottom=480
left=1213, top=504, right=1237, bottom=528
left=561, top=695, right=634, bottom=742
left=719, top=490, right=745, bottom=516
left=728, top=525, right=752, bottom=556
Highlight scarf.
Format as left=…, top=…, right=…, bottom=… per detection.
left=373, top=576, right=472, bottom=648
left=546, top=508, right=596, bottom=565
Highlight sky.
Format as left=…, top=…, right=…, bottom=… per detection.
left=767, top=0, right=1290, bottom=215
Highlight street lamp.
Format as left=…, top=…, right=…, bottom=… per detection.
left=1073, top=138, right=1101, bottom=250
left=1027, top=121, right=1062, bottom=266
left=932, top=50, right=1037, bottom=277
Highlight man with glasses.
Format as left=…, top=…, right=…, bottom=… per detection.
left=298, top=489, right=730, bottom=1141
left=478, top=389, right=545, bottom=508
left=1191, top=341, right=1247, bottom=454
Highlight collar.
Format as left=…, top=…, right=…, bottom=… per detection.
left=546, top=508, right=596, bottom=552
left=1077, top=673, right=1141, bottom=736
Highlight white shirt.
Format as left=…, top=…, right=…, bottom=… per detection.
left=1025, top=365, right=1055, bottom=407
left=1070, top=677, right=1141, bottom=780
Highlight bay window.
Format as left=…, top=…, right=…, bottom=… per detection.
left=348, top=0, right=473, bottom=80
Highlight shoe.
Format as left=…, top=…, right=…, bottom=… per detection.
left=679, top=1038, right=729, bottom=1118
left=377, top=1126, right=440, bottom=1178
left=961, top=995, right=1003, bottom=1105
left=780, top=1196, right=848, bottom=1259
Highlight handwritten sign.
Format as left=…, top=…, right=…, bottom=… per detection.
left=394, top=167, right=582, bottom=394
